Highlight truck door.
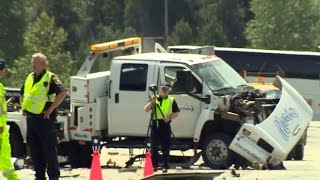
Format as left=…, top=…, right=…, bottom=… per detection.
left=159, top=63, right=203, bottom=138
left=108, top=61, right=156, bottom=136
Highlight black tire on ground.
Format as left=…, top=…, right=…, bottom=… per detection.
left=286, top=153, right=293, bottom=160
left=201, top=133, right=235, bottom=169
left=303, top=130, right=308, bottom=145
left=68, top=141, right=92, bottom=168
left=293, top=144, right=304, bottom=160
left=8, top=123, right=26, bottom=158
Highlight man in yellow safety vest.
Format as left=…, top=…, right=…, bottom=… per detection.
left=144, top=82, right=180, bottom=173
left=0, top=59, right=19, bottom=180
left=20, top=53, right=67, bottom=180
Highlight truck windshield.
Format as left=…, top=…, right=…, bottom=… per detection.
left=192, top=59, right=247, bottom=91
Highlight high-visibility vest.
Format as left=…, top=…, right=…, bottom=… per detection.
left=22, top=71, right=56, bottom=114
left=154, top=95, right=174, bottom=120
left=0, top=82, right=7, bottom=127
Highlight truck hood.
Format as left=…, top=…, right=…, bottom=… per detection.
left=229, top=76, right=313, bottom=166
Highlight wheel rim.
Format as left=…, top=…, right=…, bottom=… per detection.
left=206, top=139, right=228, bottom=165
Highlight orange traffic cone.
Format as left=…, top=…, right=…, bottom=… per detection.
left=143, top=151, right=154, bottom=177
left=90, top=151, right=103, bottom=180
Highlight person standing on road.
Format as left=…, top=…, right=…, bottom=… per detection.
left=20, top=53, right=67, bottom=180
left=144, top=82, right=180, bottom=173
left=0, top=59, right=19, bottom=180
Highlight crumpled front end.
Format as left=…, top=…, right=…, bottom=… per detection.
left=229, top=76, right=313, bottom=166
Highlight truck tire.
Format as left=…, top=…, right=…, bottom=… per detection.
left=293, top=144, right=304, bottom=160
left=201, top=133, right=234, bottom=169
left=303, top=130, right=307, bottom=145
left=68, top=141, right=92, bottom=168
left=9, top=123, right=26, bottom=158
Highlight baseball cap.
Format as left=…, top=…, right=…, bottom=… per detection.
left=160, top=82, right=171, bottom=90
left=0, top=59, right=6, bottom=70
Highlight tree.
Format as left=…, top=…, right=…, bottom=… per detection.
left=246, top=0, right=320, bottom=51
left=89, top=25, right=137, bottom=72
left=8, top=12, right=72, bottom=87
left=39, top=0, right=93, bottom=72
left=167, top=0, right=198, bottom=35
left=124, top=0, right=165, bottom=36
left=196, top=1, right=229, bottom=46
left=0, top=0, right=33, bottom=64
left=169, top=19, right=193, bottom=45
left=214, top=0, right=251, bottom=47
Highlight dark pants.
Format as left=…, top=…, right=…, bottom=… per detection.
left=27, top=114, right=60, bottom=180
left=151, top=120, right=171, bottom=169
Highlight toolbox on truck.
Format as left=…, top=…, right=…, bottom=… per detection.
left=70, top=71, right=110, bottom=103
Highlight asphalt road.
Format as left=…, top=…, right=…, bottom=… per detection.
left=10, top=121, right=320, bottom=180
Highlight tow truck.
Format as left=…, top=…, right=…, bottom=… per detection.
left=7, top=38, right=312, bottom=169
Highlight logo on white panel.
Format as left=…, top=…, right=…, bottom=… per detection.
left=274, top=107, right=299, bottom=141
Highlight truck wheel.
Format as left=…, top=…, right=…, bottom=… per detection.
left=286, top=151, right=293, bottom=160
left=9, top=123, right=26, bottom=158
left=201, top=133, right=234, bottom=169
left=293, top=144, right=304, bottom=160
left=68, top=141, right=92, bottom=168
left=303, top=130, right=307, bottom=145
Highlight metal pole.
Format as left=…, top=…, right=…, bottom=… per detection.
left=164, top=0, right=168, bottom=48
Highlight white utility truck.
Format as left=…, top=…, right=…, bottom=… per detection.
left=7, top=38, right=312, bottom=169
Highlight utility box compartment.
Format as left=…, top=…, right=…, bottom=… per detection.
left=70, top=71, right=110, bottom=103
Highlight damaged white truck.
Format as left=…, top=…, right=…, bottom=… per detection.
left=7, top=37, right=312, bottom=169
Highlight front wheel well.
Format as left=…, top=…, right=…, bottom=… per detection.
left=199, top=119, right=241, bottom=147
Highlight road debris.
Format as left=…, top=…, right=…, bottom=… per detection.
left=108, top=152, right=120, bottom=155
left=60, top=171, right=80, bottom=178
left=106, top=158, right=117, bottom=167
left=252, top=161, right=263, bottom=170
left=231, top=169, right=240, bottom=177
left=118, top=167, right=138, bottom=173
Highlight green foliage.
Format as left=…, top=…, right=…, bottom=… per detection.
left=246, top=0, right=320, bottom=51
left=93, top=25, right=137, bottom=44
left=42, top=0, right=93, bottom=73
left=163, top=0, right=249, bottom=47
left=124, top=0, right=165, bottom=36
left=0, top=0, right=319, bottom=88
left=214, top=0, right=250, bottom=47
left=0, top=0, right=31, bottom=64
left=90, top=25, right=137, bottom=72
left=8, top=12, right=72, bottom=87
left=169, top=19, right=193, bottom=45
left=196, top=1, right=228, bottom=46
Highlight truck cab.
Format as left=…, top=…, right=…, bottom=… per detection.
left=107, top=53, right=247, bottom=139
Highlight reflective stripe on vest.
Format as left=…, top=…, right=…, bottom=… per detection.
left=22, top=71, right=56, bottom=114
left=0, top=83, right=7, bottom=121
left=154, top=95, right=174, bottom=120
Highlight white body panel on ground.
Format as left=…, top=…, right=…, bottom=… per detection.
left=229, top=76, right=313, bottom=165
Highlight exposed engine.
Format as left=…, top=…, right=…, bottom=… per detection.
left=219, top=89, right=280, bottom=125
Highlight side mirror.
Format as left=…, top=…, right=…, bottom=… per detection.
left=176, top=70, right=193, bottom=93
